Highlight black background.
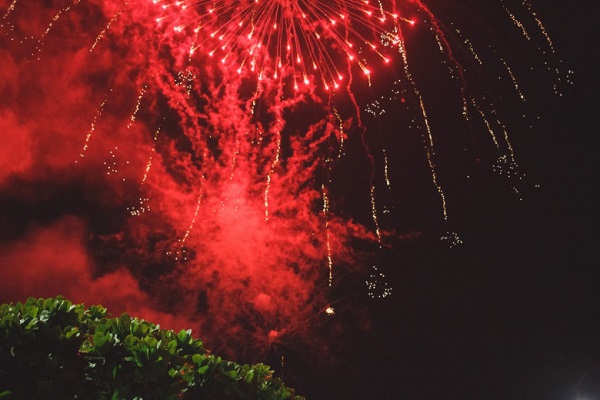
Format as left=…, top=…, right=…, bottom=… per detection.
left=293, top=2, right=600, bottom=399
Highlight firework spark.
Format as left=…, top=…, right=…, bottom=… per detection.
left=0, top=0, right=566, bottom=361
left=154, top=0, right=416, bottom=90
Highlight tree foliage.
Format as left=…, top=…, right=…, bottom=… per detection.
left=0, top=297, right=304, bottom=400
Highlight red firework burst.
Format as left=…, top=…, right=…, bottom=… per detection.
left=154, top=0, right=415, bottom=89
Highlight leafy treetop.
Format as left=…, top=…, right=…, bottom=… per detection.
left=0, top=296, right=304, bottom=400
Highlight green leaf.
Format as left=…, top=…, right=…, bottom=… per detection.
left=42, top=297, right=55, bottom=310
left=25, top=305, right=38, bottom=319
left=64, top=326, right=79, bottom=339
left=144, top=336, right=158, bottom=348
left=119, top=313, right=131, bottom=329
left=39, top=309, right=50, bottom=323
left=227, top=370, right=238, bottom=380
left=93, top=331, right=108, bottom=349
left=24, top=317, right=39, bottom=330
left=192, top=353, right=205, bottom=365
left=167, top=339, right=178, bottom=354
left=197, top=365, right=209, bottom=375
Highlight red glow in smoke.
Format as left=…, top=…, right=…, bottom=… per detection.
left=0, top=0, right=564, bottom=362
left=0, top=0, right=379, bottom=360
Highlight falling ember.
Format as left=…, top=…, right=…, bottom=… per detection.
left=322, top=184, right=333, bottom=287
left=90, top=5, right=125, bottom=52
left=0, top=0, right=568, bottom=361
left=127, top=86, right=147, bottom=129
left=76, top=92, right=111, bottom=162
left=366, top=265, right=392, bottom=299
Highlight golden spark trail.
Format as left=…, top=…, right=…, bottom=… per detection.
left=91, top=5, right=128, bottom=52
left=264, top=130, right=282, bottom=222
left=501, top=58, right=526, bottom=102
left=471, top=98, right=500, bottom=150
left=1, top=0, right=18, bottom=20
left=127, top=86, right=148, bottom=129
left=396, top=29, right=449, bottom=221
left=322, top=185, right=333, bottom=287
left=77, top=91, right=112, bottom=162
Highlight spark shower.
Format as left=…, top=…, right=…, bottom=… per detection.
left=0, top=0, right=566, bottom=360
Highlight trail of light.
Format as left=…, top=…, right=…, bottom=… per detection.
left=504, top=0, right=571, bottom=96
left=1, top=0, right=18, bottom=20
left=495, top=116, right=516, bottom=163
left=428, top=17, right=522, bottom=167
left=470, top=97, right=500, bottom=150
left=91, top=5, right=128, bottom=52
left=521, top=0, right=572, bottom=96
left=332, top=107, right=345, bottom=159
left=418, top=95, right=448, bottom=221
left=187, top=25, right=201, bottom=63
left=382, top=147, right=391, bottom=189
left=129, top=122, right=155, bottom=218
left=501, top=58, right=526, bottom=102
left=521, top=0, right=555, bottom=54
left=264, top=130, right=281, bottom=222
left=36, top=0, right=81, bottom=54
left=418, top=3, right=468, bottom=118
left=127, top=85, right=148, bottom=129
left=140, top=125, right=161, bottom=187
left=76, top=91, right=112, bottom=162
left=322, top=185, right=333, bottom=287
left=346, top=56, right=382, bottom=243
left=177, top=178, right=205, bottom=260
left=369, top=185, right=381, bottom=243
left=453, top=28, right=483, bottom=65
left=501, top=1, right=531, bottom=41
left=129, top=124, right=155, bottom=217
left=395, top=28, right=449, bottom=221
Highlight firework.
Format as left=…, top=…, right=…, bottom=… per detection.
left=154, top=0, right=418, bottom=90
left=0, top=0, right=566, bottom=360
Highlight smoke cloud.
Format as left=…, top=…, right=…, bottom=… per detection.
left=0, top=0, right=374, bottom=361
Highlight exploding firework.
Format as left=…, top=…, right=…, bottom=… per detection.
left=0, top=0, right=567, bottom=361
left=154, top=0, right=415, bottom=90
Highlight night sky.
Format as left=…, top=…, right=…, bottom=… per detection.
left=338, top=3, right=599, bottom=399
left=1, top=1, right=599, bottom=399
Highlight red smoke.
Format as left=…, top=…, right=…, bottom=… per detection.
left=0, top=0, right=564, bottom=369
left=0, top=216, right=187, bottom=331
left=0, top=0, right=374, bottom=361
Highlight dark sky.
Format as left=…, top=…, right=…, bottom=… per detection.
left=304, top=2, right=600, bottom=399
left=1, top=1, right=599, bottom=399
